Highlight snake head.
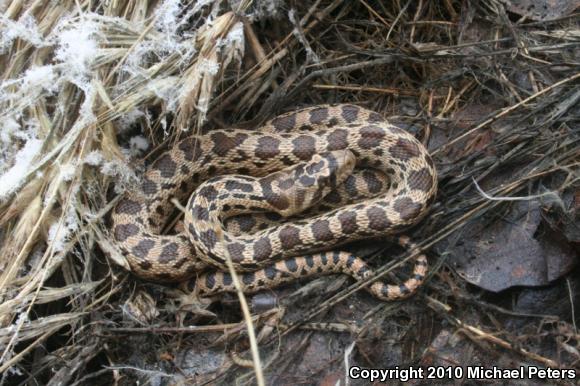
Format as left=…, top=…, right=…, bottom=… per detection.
left=268, top=149, right=356, bottom=217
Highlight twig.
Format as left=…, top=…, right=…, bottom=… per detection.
left=286, top=57, right=396, bottom=101
left=386, top=0, right=413, bottom=42
left=566, top=278, right=577, bottom=334
left=312, top=84, right=419, bottom=96
left=472, top=178, right=560, bottom=202
left=357, top=0, right=391, bottom=28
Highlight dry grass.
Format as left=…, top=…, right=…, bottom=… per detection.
left=0, top=0, right=578, bottom=384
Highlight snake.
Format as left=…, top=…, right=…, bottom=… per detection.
left=111, top=104, right=437, bottom=300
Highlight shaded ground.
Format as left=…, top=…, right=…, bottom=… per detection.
left=0, top=1, right=578, bottom=385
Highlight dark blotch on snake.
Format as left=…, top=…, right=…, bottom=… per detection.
left=367, top=206, right=392, bottom=231
left=299, top=175, right=316, bottom=187
left=153, top=154, right=177, bottom=178
left=361, top=170, right=384, bottom=194
left=225, top=180, right=254, bottom=192
left=222, top=273, right=233, bottom=286
left=178, top=137, right=202, bottom=161
left=358, top=125, right=386, bottom=149
left=346, top=254, right=356, bottom=268
left=115, top=199, right=142, bottom=215
left=311, top=220, right=334, bottom=241
left=278, top=178, right=294, bottom=190
left=227, top=243, right=246, bottom=259
left=253, top=237, right=272, bottom=261
left=338, top=211, right=358, bottom=234
left=271, top=113, right=296, bottom=131
left=341, top=105, right=360, bottom=123
left=381, top=285, right=390, bottom=298
left=327, top=129, right=348, bottom=151
left=205, top=273, right=216, bottom=289
left=255, top=136, right=281, bottom=160
left=191, top=205, right=209, bottom=221
left=279, top=226, right=302, bottom=249
left=200, top=229, right=218, bottom=249
left=408, top=168, right=434, bottom=193
left=393, top=197, right=422, bottom=222
left=265, top=266, right=277, bottom=279
left=309, top=107, right=329, bottom=124
left=284, top=258, right=298, bottom=272
left=343, top=176, right=359, bottom=197
left=234, top=216, right=257, bottom=233
left=292, top=135, right=316, bottom=161
left=211, top=132, right=248, bottom=157
left=141, top=178, right=157, bottom=195
left=391, top=138, right=420, bottom=160
left=242, top=272, right=255, bottom=285
left=198, top=185, right=218, bottom=200
left=159, top=242, right=179, bottom=264
left=132, top=239, right=155, bottom=259
left=114, top=223, right=139, bottom=242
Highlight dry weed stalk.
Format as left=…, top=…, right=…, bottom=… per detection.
left=0, top=0, right=257, bottom=381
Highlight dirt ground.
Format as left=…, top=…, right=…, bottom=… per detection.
left=0, top=1, right=578, bottom=385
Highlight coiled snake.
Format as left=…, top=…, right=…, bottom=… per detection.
left=111, top=104, right=437, bottom=300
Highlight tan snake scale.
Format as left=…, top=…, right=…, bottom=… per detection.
left=111, top=104, right=437, bottom=300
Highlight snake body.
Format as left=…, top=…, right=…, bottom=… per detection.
left=111, top=104, right=437, bottom=300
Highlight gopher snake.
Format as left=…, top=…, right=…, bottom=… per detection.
left=111, top=104, right=437, bottom=300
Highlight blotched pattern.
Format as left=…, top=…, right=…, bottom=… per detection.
left=111, top=104, right=437, bottom=300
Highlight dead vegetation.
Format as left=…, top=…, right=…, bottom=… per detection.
left=0, top=0, right=578, bottom=385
